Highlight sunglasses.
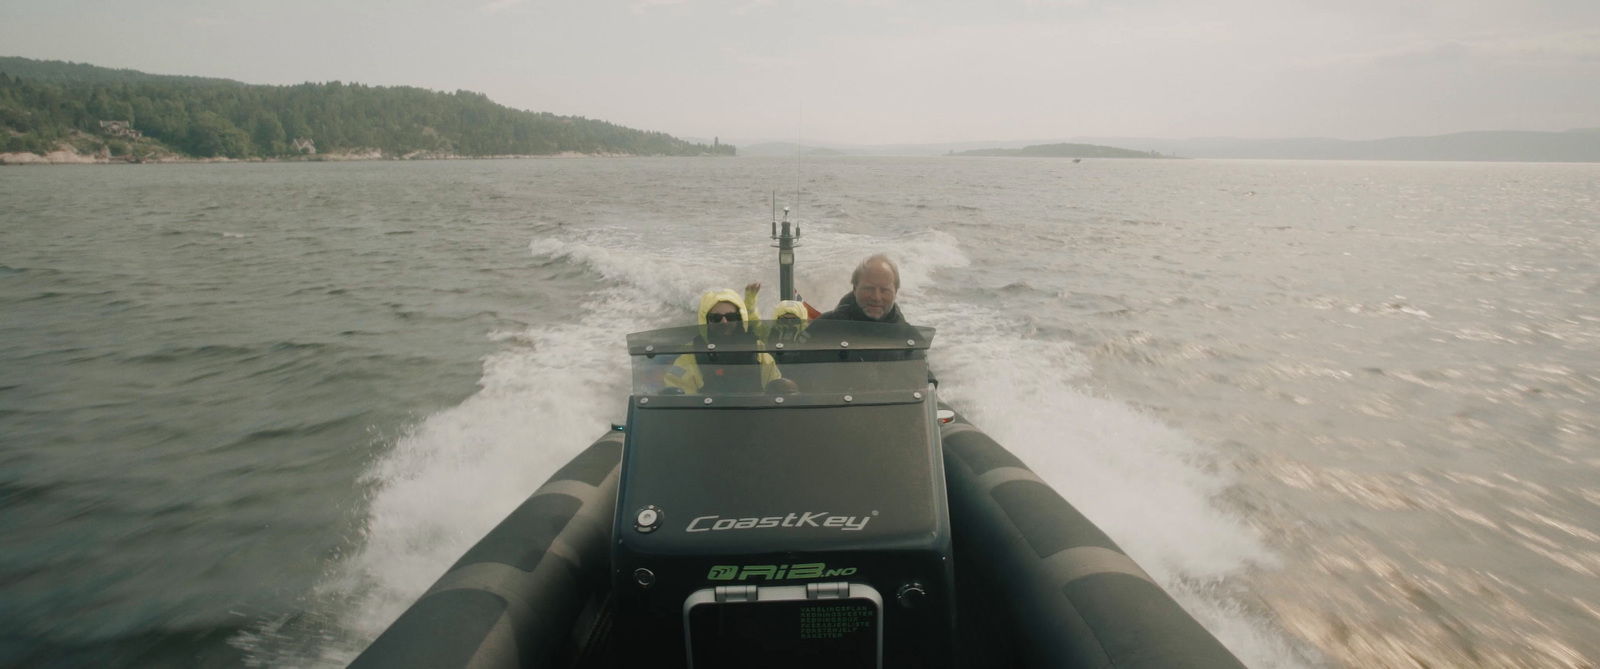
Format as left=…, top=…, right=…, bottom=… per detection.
left=706, top=312, right=742, bottom=323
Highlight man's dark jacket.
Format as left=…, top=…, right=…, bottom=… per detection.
left=816, top=292, right=935, bottom=386
left=817, top=292, right=906, bottom=323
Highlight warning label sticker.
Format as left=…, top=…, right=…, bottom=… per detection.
left=798, top=604, right=875, bottom=639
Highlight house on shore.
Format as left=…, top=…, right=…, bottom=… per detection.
left=98, top=120, right=143, bottom=139
left=291, top=138, right=316, bottom=154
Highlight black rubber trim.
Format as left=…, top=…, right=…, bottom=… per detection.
left=348, top=589, right=508, bottom=669
left=547, top=437, right=622, bottom=487
left=943, top=429, right=1026, bottom=476
left=450, top=493, right=583, bottom=572
left=1064, top=573, right=1245, bottom=669
left=991, top=479, right=1123, bottom=558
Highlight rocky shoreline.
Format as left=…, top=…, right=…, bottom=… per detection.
left=1, top=146, right=676, bottom=165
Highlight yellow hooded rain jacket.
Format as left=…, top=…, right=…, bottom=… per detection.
left=663, top=289, right=782, bottom=394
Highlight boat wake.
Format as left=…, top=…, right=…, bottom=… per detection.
left=931, top=310, right=1310, bottom=667
left=242, top=223, right=1312, bottom=668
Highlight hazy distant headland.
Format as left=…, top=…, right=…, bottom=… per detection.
left=0, top=56, right=735, bottom=164
left=949, top=143, right=1176, bottom=159
left=735, top=131, right=1600, bottom=163
left=1079, top=131, right=1600, bottom=163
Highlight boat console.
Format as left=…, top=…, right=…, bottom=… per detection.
left=614, top=320, right=952, bottom=669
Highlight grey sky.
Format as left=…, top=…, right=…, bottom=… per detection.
left=3, top=0, right=1597, bottom=144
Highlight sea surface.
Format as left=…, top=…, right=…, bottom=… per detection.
left=1, top=157, right=1597, bottom=668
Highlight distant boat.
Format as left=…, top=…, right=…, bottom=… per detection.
left=1072, top=158, right=1082, bottom=163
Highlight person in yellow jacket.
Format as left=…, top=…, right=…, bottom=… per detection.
left=663, top=288, right=783, bottom=395
left=772, top=300, right=809, bottom=320
left=741, top=281, right=811, bottom=341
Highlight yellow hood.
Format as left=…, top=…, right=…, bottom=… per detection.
left=772, top=300, right=810, bottom=322
left=697, top=289, right=750, bottom=327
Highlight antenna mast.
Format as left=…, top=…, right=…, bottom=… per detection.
left=771, top=199, right=799, bottom=302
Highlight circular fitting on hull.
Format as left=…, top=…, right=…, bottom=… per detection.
left=897, top=582, right=927, bottom=609
left=634, top=568, right=656, bottom=588
left=635, top=506, right=662, bottom=533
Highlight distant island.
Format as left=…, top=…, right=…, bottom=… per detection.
left=0, top=56, right=735, bottom=164
left=738, top=142, right=850, bottom=157
left=720, top=132, right=1600, bottom=162
left=950, top=143, right=1176, bottom=159
left=1061, top=131, right=1600, bottom=163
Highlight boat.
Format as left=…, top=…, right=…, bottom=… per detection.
left=347, top=214, right=1248, bottom=669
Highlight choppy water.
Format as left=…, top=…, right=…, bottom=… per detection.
left=1, top=158, right=1596, bottom=668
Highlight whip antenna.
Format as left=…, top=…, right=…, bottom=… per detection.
left=793, top=103, right=803, bottom=240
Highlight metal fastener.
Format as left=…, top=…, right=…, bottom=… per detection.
left=639, top=397, right=649, bottom=405
left=840, top=341, right=850, bottom=348
left=706, top=343, right=716, bottom=350
left=844, top=395, right=853, bottom=403
left=704, top=397, right=714, bottom=405
left=913, top=392, right=923, bottom=400
left=645, top=345, right=654, bottom=352
left=634, top=568, right=656, bottom=588
left=907, top=339, right=915, bottom=346
left=775, top=342, right=785, bottom=349
left=775, top=397, right=785, bottom=404
left=896, top=582, right=926, bottom=609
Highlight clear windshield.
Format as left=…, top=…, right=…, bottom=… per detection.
left=628, top=321, right=935, bottom=403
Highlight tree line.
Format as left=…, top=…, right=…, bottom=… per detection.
left=0, top=58, right=735, bottom=159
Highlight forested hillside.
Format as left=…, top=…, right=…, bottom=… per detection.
left=0, top=57, right=734, bottom=159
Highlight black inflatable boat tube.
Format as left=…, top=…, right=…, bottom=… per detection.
left=348, top=432, right=624, bottom=669
left=939, top=411, right=1247, bottom=669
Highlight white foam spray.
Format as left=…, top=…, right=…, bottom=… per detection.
left=796, top=227, right=1311, bottom=667
left=257, top=228, right=759, bottom=666
left=269, top=223, right=1309, bottom=668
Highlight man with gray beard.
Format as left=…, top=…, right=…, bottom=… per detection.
left=819, top=254, right=937, bottom=387
left=818, top=253, right=907, bottom=323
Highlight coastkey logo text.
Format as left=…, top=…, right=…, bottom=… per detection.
left=685, top=511, right=877, bottom=533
